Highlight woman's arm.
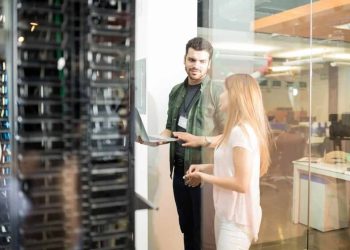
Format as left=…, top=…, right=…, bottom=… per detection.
left=187, top=163, right=214, bottom=174
left=187, top=147, right=253, bottom=193
left=184, top=164, right=214, bottom=187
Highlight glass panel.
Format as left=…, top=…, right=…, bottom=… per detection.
left=309, top=0, right=350, bottom=249
left=198, top=0, right=312, bottom=249
left=254, top=2, right=312, bottom=249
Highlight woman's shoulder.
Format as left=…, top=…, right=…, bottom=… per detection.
left=230, top=123, right=258, bottom=146
left=231, top=123, right=250, bottom=134
left=229, top=124, right=246, bottom=141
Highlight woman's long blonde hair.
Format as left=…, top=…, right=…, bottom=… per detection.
left=218, top=74, right=272, bottom=176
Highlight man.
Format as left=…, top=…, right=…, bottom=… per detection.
left=159, top=37, right=225, bottom=250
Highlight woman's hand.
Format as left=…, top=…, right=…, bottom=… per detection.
left=183, top=164, right=203, bottom=187
left=186, top=164, right=203, bottom=175
left=184, top=172, right=202, bottom=187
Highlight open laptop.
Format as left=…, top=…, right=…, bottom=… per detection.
left=135, top=108, right=178, bottom=143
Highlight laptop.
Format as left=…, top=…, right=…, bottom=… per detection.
left=135, top=108, right=178, bottom=143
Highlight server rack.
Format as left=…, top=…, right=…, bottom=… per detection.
left=0, top=40, right=12, bottom=250
left=1, top=1, right=16, bottom=249
left=16, top=0, right=80, bottom=249
left=0, top=0, right=135, bottom=249
left=83, top=0, right=134, bottom=249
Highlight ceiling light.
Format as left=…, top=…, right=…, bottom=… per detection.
left=213, top=42, right=277, bottom=53
left=270, top=66, right=300, bottom=72
left=325, top=53, right=350, bottom=61
left=330, top=61, right=350, bottom=67
left=265, top=72, right=295, bottom=78
left=275, top=48, right=328, bottom=58
left=271, top=33, right=291, bottom=38
left=283, top=57, right=325, bottom=66
left=216, top=53, right=267, bottom=63
left=334, top=23, right=350, bottom=30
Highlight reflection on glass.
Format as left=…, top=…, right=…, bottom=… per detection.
left=308, top=0, right=350, bottom=247
left=197, top=0, right=314, bottom=249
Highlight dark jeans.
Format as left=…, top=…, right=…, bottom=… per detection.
left=173, top=163, right=201, bottom=250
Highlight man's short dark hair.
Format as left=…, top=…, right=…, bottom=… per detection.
left=186, top=37, right=213, bottom=60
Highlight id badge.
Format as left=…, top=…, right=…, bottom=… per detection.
left=178, top=115, right=188, bottom=129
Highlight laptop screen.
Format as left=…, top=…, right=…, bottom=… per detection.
left=135, top=108, right=150, bottom=141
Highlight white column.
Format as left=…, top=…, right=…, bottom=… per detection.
left=135, top=1, right=197, bottom=249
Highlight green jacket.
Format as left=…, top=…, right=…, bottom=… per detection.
left=166, top=76, right=225, bottom=176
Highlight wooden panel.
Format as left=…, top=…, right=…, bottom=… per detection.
left=254, top=0, right=350, bottom=42
left=328, top=64, right=338, bottom=115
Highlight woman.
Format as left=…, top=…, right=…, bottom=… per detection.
left=184, top=73, right=271, bottom=250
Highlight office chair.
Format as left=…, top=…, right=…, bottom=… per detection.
left=272, top=130, right=306, bottom=183
left=260, top=127, right=307, bottom=191
left=260, top=138, right=279, bottom=191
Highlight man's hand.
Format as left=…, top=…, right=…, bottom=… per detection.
left=173, top=132, right=204, bottom=147
left=136, top=136, right=168, bottom=147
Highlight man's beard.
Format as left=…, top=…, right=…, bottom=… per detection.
left=186, top=68, right=204, bottom=81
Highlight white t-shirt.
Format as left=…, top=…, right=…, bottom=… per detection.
left=213, top=124, right=261, bottom=242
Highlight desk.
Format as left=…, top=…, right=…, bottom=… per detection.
left=308, top=136, right=325, bottom=145
left=292, top=159, right=350, bottom=230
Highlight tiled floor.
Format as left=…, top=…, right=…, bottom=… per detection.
left=252, top=180, right=350, bottom=250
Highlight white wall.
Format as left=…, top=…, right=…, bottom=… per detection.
left=134, top=0, right=148, bottom=249
left=135, top=1, right=197, bottom=250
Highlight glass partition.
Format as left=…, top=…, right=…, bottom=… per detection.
left=198, top=1, right=312, bottom=249
left=308, top=0, right=350, bottom=249
left=197, top=0, right=350, bottom=250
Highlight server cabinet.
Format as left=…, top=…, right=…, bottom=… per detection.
left=0, top=0, right=135, bottom=249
